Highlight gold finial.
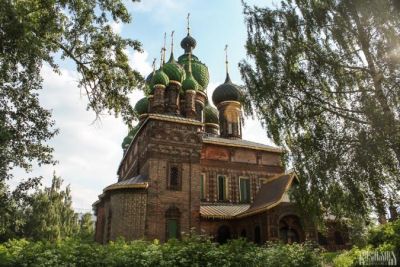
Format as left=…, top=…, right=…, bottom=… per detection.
left=224, top=44, right=229, bottom=75
left=162, top=32, right=167, bottom=64
left=152, top=58, right=156, bottom=73
left=170, top=30, right=175, bottom=55
left=186, top=13, right=191, bottom=35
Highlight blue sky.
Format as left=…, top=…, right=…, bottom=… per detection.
left=12, top=0, right=276, bottom=212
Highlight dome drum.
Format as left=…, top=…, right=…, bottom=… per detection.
left=165, top=83, right=181, bottom=114
left=217, top=101, right=242, bottom=139
left=195, top=91, right=207, bottom=105
left=204, top=123, right=220, bottom=136
left=152, top=85, right=166, bottom=113
left=185, top=90, right=197, bottom=119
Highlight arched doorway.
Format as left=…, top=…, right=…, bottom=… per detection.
left=217, top=225, right=231, bottom=244
left=165, top=205, right=181, bottom=240
left=279, top=215, right=303, bottom=244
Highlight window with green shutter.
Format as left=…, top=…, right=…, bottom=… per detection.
left=200, top=173, right=206, bottom=200
left=239, top=177, right=250, bottom=203
left=218, top=175, right=227, bottom=201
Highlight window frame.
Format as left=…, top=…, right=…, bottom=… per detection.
left=217, top=174, right=228, bottom=201
left=200, top=173, right=207, bottom=201
left=239, top=176, right=251, bottom=203
left=167, top=163, right=181, bottom=191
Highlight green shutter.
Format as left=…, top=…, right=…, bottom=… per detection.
left=167, top=219, right=178, bottom=239
left=240, top=178, right=250, bottom=202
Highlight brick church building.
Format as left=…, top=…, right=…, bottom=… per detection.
left=93, top=22, right=349, bottom=250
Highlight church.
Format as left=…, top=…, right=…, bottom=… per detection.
left=93, top=19, right=348, bottom=250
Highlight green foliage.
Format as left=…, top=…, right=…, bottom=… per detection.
left=327, top=219, right=400, bottom=266
left=368, top=219, right=400, bottom=254
left=332, top=246, right=368, bottom=267
left=0, top=236, right=322, bottom=267
left=23, top=172, right=79, bottom=241
left=0, top=177, right=41, bottom=242
left=0, top=1, right=144, bottom=223
left=1, top=0, right=143, bottom=245
left=240, top=0, right=400, bottom=224
left=0, top=172, right=94, bottom=242
left=78, top=213, right=94, bottom=241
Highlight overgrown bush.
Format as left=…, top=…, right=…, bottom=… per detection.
left=331, top=219, right=400, bottom=267
left=0, top=235, right=322, bottom=267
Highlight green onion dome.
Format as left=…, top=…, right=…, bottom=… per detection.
left=212, top=73, right=242, bottom=106
left=134, top=97, right=149, bottom=115
left=163, top=54, right=186, bottom=83
left=182, top=72, right=199, bottom=92
left=144, top=73, right=154, bottom=95
left=204, top=103, right=219, bottom=124
left=181, top=34, right=197, bottom=53
left=121, top=124, right=140, bottom=150
left=178, top=54, right=209, bottom=91
left=151, top=68, right=169, bottom=87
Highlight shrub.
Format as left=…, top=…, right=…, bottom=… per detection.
left=0, top=236, right=322, bottom=267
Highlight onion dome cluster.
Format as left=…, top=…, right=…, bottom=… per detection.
left=212, top=73, right=242, bottom=106
left=178, top=54, right=209, bottom=91
left=143, top=31, right=209, bottom=95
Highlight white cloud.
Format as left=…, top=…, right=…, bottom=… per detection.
left=11, top=64, right=129, bottom=211
left=130, top=0, right=192, bottom=24
left=133, top=0, right=182, bottom=13
left=127, top=49, right=153, bottom=76
left=109, top=21, right=122, bottom=34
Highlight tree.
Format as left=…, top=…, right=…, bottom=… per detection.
left=0, top=0, right=143, bottom=237
left=78, top=213, right=94, bottom=241
left=240, top=0, right=400, bottom=224
left=0, top=0, right=143, bottom=183
left=0, top=177, right=41, bottom=242
left=24, top=172, right=79, bottom=241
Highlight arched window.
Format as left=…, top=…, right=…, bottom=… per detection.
left=168, top=164, right=181, bottom=190
left=170, top=167, right=179, bottom=186
left=254, top=225, right=261, bottom=244
left=165, top=206, right=181, bottom=240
